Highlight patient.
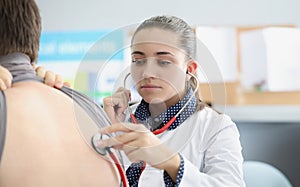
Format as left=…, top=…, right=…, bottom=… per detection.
left=0, top=0, right=120, bottom=186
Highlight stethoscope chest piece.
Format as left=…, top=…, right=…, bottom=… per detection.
left=91, top=134, right=107, bottom=156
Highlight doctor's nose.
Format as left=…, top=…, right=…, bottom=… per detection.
left=142, top=61, right=157, bottom=78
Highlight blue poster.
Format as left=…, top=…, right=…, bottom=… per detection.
left=39, top=30, right=124, bottom=62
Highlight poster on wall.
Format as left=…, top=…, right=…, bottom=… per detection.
left=38, top=30, right=126, bottom=104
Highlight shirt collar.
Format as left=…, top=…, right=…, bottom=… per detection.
left=0, top=52, right=35, bottom=80
left=132, top=88, right=197, bottom=131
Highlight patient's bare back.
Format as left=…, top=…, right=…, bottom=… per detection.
left=0, top=81, right=120, bottom=187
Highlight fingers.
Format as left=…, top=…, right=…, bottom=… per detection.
left=63, top=81, right=71, bottom=88
left=98, top=131, right=154, bottom=159
left=97, top=122, right=174, bottom=167
left=35, top=66, right=67, bottom=88
left=103, top=96, right=125, bottom=124
left=100, top=123, right=148, bottom=134
left=98, top=131, right=139, bottom=149
left=44, top=71, right=56, bottom=86
left=0, top=79, right=8, bottom=90
left=109, top=87, right=131, bottom=109
left=96, top=122, right=177, bottom=169
left=116, top=87, right=131, bottom=99
left=35, top=66, right=46, bottom=78
left=54, top=74, right=63, bottom=88
left=0, top=65, right=13, bottom=90
left=0, top=76, right=12, bottom=90
left=98, top=123, right=154, bottom=150
left=36, top=66, right=55, bottom=86
left=103, top=87, right=131, bottom=123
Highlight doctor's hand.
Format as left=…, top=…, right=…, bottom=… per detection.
left=0, top=65, right=12, bottom=90
left=103, top=87, right=131, bottom=124
left=98, top=123, right=181, bottom=173
left=34, top=65, right=71, bottom=88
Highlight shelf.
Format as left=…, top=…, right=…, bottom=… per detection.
left=214, top=105, right=300, bottom=123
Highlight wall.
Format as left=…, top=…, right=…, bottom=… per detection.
left=36, top=0, right=300, bottom=31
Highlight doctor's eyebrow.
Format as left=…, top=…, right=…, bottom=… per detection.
left=131, top=51, right=145, bottom=56
left=156, top=51, right=175, bottom=56
left=131, top=51, right=175, bottom=56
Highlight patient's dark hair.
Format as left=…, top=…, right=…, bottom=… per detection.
left=0, top=0, right=41, bottom=63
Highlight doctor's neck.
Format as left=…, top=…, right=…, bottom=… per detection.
left=148, top=91, right=185, bottom=118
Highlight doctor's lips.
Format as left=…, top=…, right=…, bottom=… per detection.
left=140, top=84, right=162, bottom=91
left=140, top=84, right=162, bottom=89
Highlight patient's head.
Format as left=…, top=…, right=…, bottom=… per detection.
left=0, top=0, right=41, bottom=63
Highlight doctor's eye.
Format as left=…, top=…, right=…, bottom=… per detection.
left=132, top=58, right=146, bottom=65
left=157, top=59, right=172, bottom=66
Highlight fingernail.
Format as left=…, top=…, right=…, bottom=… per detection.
left=55, top=81, right=63, bottom=88
left=0, top=84, right=6, bottom=90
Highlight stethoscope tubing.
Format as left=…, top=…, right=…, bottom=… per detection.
left=123, top=71, right=199, bottom=181
left=91, top=134, right=128, bottom=187
left=92, top=71, right=199, bottom=187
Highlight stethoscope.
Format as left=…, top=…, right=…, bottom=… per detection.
left=91, top=133, right=128, bottom=187
left=91, top=70, right=199, bottom=187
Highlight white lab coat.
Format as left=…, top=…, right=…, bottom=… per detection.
left=123, top=106, right=246, bottom=187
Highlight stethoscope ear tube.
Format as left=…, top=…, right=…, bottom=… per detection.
left=116, top=71, right=199, bottom=186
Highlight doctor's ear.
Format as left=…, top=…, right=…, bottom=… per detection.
left=186, top=61, right=198, bottom=75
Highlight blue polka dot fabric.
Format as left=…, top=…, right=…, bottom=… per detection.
left=163, top=154, right=185, bottom=187
left=125, top=152, right=185, bottom=187
left=133, top=87, right=197, bottom=131
left=126, top=88, right=196, bottom=186
left=126, top=161, right=144, bottom=187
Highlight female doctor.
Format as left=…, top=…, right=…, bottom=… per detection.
left=99, top=15, right=245, bottom=187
